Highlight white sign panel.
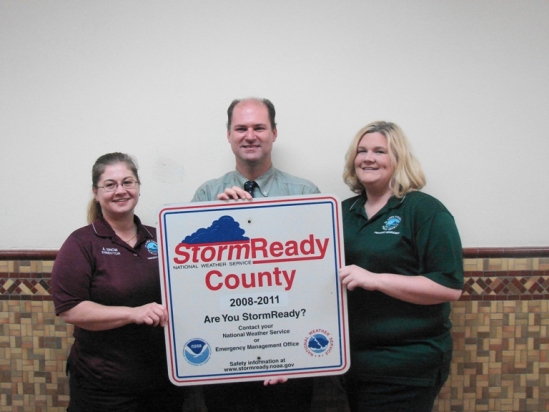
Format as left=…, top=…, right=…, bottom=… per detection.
left=157, top=194, right=349, bottom=385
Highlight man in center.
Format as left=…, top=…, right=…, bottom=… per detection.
left=191, top=97, right=319, bottom=411
left=191, top=97, right=320, bottom=202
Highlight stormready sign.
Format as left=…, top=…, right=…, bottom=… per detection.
left=157, top=194, right=349, bottom=385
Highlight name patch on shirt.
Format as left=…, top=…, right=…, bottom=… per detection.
left=101, top=247, right=121, bottom=255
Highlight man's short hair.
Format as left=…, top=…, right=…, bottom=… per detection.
left=227, top=98, right=277, bottom=131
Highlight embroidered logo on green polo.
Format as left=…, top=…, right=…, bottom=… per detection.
left=382, top=216, right=401, bottom=231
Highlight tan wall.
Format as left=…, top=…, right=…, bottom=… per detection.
left=1, top=254, right=548, bottom=412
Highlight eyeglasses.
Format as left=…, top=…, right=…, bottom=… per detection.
left=97, top=180, right=139, bottom=192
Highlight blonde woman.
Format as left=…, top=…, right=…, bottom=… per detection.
left=339, top=122, right=463, bottom=412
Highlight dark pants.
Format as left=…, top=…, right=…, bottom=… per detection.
left=346, top=380, right=445, bottom=412
left=67, top=370, right=187, bottom=412
left=345, top=362, right=449, bottom=412
left=203, top=378, right=313, bottom=412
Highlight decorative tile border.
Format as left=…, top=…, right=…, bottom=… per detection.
left=461, top=255, right=549, bottom=301
left=0, top=259, right=54, bottom=301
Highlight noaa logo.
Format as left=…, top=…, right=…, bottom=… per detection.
left=145, top=240, right=158, bottom=255
left=304, top=329, right=333, bottom=357
left=382, top=216, right=401, bottom=231
left=183, top=338, right=211, bottom=366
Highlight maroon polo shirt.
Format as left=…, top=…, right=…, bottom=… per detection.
left=51, top=216, right=170, bottom=392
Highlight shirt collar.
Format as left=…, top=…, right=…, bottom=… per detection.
left=91, top=215, right=153, bottom=239
left=348, top=191, right=406, bottom=215
left=234, top=166, right=276, bottom=197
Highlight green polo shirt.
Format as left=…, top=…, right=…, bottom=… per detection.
left=343, top=191, right=463, bottom=387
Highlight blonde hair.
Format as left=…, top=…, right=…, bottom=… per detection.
left=343, top=121, right=425, bottom=197
left=86, top=153, right=139, bottom=224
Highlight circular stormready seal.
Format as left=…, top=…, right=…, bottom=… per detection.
left=183, top=338, right=211, bottom=366
left=306, top=332, right=332, bottom=356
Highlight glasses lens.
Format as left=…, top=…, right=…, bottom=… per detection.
left=103, top=183, right=117, bottom=191
left=122, top=180, right=136, bottom=189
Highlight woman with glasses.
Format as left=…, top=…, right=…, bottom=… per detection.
left=339, top=122, right=464, bottom=412
left=51, top=152, right=186, bottom=412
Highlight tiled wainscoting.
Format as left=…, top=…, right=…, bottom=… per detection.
left=434, top=249, right=549, bottom=412
left=1, top=249, right=549, bottom=412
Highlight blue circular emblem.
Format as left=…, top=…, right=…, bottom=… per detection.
left=382, top=216, right=401, bottom=231
left=306, top=333, right=330, bottom=355
left=183, top=338, right=211, bottom=366
left=145, top=240, right=158, bottom=255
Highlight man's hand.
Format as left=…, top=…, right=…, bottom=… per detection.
left=217, top=186, right=253, bottom=200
